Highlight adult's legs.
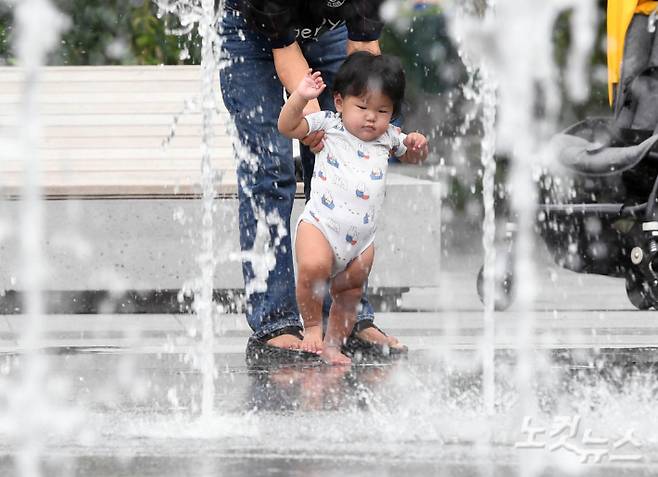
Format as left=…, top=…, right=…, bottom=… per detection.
left=219, top=7, right=302, bottom=346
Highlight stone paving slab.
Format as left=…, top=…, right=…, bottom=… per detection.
left=5, top=313, right=185, bottom=333
left=404, top=268, right=631, bottom=312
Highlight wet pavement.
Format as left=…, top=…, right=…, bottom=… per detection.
left=1, top=258, right=658, bottom=476
left=1, top=345, right=658, bottom=476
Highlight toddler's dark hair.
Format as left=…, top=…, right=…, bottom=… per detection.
left=333, top=51, right=405, bottom=118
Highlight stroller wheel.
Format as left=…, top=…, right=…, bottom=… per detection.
left=625, top=274, right=654, bottom=310
left=476, top=264, right=514, bottom=311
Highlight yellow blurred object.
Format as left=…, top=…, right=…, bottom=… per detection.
left=607, top=0, right=658, bottom=105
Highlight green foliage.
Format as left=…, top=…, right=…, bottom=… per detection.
left=0, top=6, right=11, bottom=65
left=380, top=5, right=467, bottom=98
left=552, top=0, right=610, bottom=124
left=0, top=0, right=200, bottom=65
left=129, top=1, right=201, bottom=65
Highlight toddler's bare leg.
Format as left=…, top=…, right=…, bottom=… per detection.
left=295, top=222, right=333, bottom=353
left=323, top=245, right=374, bottom=365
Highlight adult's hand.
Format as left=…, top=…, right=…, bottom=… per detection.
left=301, top=130, right=325, bottom=153
left=301, top=99, right=325, bottom=153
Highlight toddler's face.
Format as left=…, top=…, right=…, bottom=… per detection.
left=334, top=90, right=394, bottom=142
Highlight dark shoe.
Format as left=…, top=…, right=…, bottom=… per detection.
left=341, top=321, right=408, bottom=363
left=245, top=327, right=322, bottom=368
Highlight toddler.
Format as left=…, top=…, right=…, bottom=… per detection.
left=278, top=52, right=428, bottom=364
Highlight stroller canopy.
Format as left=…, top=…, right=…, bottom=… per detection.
left=608, top=0, right=658, bottom=104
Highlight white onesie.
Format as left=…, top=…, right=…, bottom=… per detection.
left=297, top=111, right=407, bottom=276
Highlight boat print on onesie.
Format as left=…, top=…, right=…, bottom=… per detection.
left=355, top=183, right=370, bottom=200
left=357, top=146, right=370, bottom=160
left=321, top=191, right=335, bottom=209
left=326, top=154, right=339, bottom=168
left=363, top=207, right=375, bottom=225
left=370, top=167, right=384, bottom=180
left=345, top=226, right=358, bottom=246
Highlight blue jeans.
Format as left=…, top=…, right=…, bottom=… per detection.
left=219, top=6, right=375, bottom=340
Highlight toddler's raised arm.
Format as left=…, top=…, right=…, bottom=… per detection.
left=278, top=69, right=326, bottom=140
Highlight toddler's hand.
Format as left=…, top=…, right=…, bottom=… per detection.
left=402, top=132, right=429, bottom=164
left=296, top=69, right=326, bottom=101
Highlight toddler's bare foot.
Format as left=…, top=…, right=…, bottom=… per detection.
left=320, top=346, right=352, bottom=366
left=301, top=325, right=323, bottom=354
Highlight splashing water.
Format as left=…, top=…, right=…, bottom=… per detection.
left=452, top=3, right=596, bottom=473
left=478, top=66, right=498, bottom=417
left=0, top=1, right=623, bottom=474
left=6, top=1, right=77, bottom=476
left=156, top=0, right=291, bottom=418
left=454, top=2, right=499, bottom=418
left=155, top=0, right=223, bottom=418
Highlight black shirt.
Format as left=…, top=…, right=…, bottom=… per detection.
left=233, top=0, right=385, bottom=48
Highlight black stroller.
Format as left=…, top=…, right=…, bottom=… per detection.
left=476, top=5, right=658, bottom=310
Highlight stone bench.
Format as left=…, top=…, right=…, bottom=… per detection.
left=0, top=65, right=271, bottom=197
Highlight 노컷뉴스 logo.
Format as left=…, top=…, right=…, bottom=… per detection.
left=515, top=415, right=645, bottom=464
left=327, top=0, right=346, bottom=7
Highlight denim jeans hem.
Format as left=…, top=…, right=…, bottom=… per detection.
left=356, top=313, right=375, bottom=323
left=252, top=318, right=303, bottom=341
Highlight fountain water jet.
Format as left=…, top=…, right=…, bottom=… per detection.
left=197, top=0, right=220, bottom=420
left=154, top=0, right=223, bottom=418
left=478, top=64, right=497, bottom=418
left=451, top=0, right=499, bottom=420
left=9, top=0, right=70, bottom=475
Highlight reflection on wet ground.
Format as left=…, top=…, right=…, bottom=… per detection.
left=1, top=349, right=658, bottom=475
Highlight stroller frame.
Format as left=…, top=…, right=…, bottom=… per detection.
left=476, top=5, right=658, bottom=310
